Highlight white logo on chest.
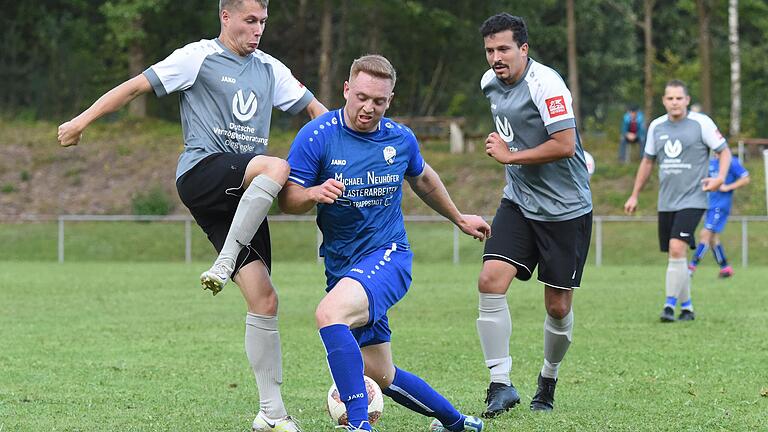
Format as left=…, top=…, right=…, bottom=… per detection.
left=495, top=115, right=514, bottom=143
left=664, top=139, right=683, bottom=158
left=331, top=159, right=347, bottom=166
left=383, top=146, right=396, bottom=165
left=232, top=89, right=258, bottom=122
left=221, top=76, right=236, bottom=84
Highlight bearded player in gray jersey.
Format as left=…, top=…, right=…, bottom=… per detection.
left=57, top=1, right=327, bottom=431
left=624, top=80, right=731, bottom=323
left=475, top=14, right=592, bottom=417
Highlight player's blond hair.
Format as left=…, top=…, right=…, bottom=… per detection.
left=220, top=0, right=268, bottom=13
left=349, top=55, right=397, bottom=89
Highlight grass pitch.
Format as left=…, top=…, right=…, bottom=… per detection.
left=1, top=262, right=766, bottom=431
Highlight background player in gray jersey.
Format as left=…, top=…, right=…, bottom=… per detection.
left=57, top=1, right=326, bottom=431
left=624, top=80, right=731, bottom=323
left=475, top=13, right=593, bottom=417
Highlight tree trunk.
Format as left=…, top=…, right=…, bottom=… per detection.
left=318, top=0, right=333, bottom=106
left=127, top=16, right=146, bottom=118
left=566, top=0, right=581, bottom=128
left=697, top=0, right=712, bottom=114
left=643, top=0, right=656, bottom=125
left=729, top=0, right=741, bottom=138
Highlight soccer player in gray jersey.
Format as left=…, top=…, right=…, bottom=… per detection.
left=57, top=1, right=327, bottom=431
left=475, top=14, right=593, bottom=416
left=624, top=80, right=731, bottom=323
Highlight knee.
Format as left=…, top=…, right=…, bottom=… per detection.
left=269, top=157, right=290, bottom=184
left=546, top=302, right=571, bottom=320
left=248, top=289, right=278, bottom=315
left=366, top=367, right=394, bottom=389
left=247, top=156, right=290, bottom=186
left=315, top=302, right=339, bottom=329
left=478, top=270, right=509, bottom=294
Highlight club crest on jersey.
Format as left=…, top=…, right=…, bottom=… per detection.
left=383, top=146, right=396, bottom=165
left=233, top=89, right=258, bottom=122
left=546, top=96, right=568, bottom=117
left=495, top=115, right=514, bottom=143
left=664, top=139, right=683, bottom=158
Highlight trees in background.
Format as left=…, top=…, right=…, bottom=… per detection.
left=1, top=0, right=767, bottom=137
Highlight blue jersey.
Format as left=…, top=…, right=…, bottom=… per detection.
left=708, top=156, right=749, bottom=209
left=286, top=109, right=426, bottom=282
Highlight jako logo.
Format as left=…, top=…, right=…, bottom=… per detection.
left=495, top=115, right=514, bottom=143
left=221, top=76, right=236, bottom=84
left=232, top=89, right=258, bottom=122
left=664, top=139, right=683, bottom=158
left=331, top=159, right=347, bottom=166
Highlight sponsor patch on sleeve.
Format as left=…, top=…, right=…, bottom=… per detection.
left=545, top=96, right=568, bottom=117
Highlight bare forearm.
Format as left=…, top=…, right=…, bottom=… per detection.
left=305, top=98, right=329, bottom=119
left=507, top=138, right=574, bottom=164
left=73, top=75, right=151, bottom=127
left=409, top=166, right=462, bottom=224
left=278, top=185, right=316, bottom=214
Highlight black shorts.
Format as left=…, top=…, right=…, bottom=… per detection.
left=483, top=198, right=592, bottom=289
left=658, top=209, right=705, bottom=252
left=176, top=153, right=271, bottom=275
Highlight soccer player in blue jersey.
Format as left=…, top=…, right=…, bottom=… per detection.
left=57, top=1, right=326, bottom=431
left=279, top=55, right=489, bottom=432
left=689, top=152, right=750, bottom=278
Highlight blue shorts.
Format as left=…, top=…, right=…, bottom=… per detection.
left=704, top=207, right=730, bottom=233
left=328, top=244, right=413, bottom=348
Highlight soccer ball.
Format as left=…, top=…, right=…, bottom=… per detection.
left=327, top=375, right=384, bottom=426
left=583, top=150, right=596, bottom=177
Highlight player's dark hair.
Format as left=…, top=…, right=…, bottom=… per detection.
left=349, top=54, right=397, bottom=89
left=220, top=0, right=268, bottom=13
left=479, top=13, right=528, bottom=47
left=665, top=79, right=689, bottom=96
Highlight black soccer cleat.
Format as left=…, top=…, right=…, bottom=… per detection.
left=530, top=374, right=557, bottom=412
left=659, top=306, right=676, bottom=323
left=482, top=382, right=520, bottom=418
left=678, top=309, right=696, bottom=321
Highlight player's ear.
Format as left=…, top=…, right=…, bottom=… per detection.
left=343, top=81, right=350, bottom=100
left=386, top=93, right=394, bottom=109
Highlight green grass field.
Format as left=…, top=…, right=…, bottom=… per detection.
left=1, top=262, right=766, bottom=431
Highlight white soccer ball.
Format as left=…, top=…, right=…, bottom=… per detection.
left=327, top=375, right=384, bottom=426
left=583, top=150, right=596, bottom=177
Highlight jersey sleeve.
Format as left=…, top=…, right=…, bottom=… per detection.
left=529, top=66, right=576, bottom=135
left=729, top=157, right=749, bottom=179
left=143, top=40, right=213, bottom=97
left=403, top=129, right=426, bottom=177
left=700, top=115, right=728, bottom=151
left=286, top=120, right=325, bottom=187
left=265, top=56, right=314, bottom=115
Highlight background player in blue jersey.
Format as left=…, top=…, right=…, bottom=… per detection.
left=279, top=55, right=489, bottom=432
left=475, top=14, right=593, bottom=417
left=689, top=152, right=750, bottom=278
left=57, top=1, right=326, bottom=431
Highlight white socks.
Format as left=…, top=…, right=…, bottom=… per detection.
left=666, top=258, right=689, bottom=302
left=217, top=175, right=282, bottom=269
left=245, top=312, right=287, bottom=419
left=541, top=310, right=573, bottom=380
left=477, top=293, right=512, bottom=385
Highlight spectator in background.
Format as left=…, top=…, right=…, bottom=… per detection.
left=618, top=105, right=646, bottom=163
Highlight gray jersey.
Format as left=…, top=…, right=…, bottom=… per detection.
left=644, top=112, right=727, bottom=211
left=143, top=38, right=314, bottom=179
left=481, top=59, right=592, bottom=222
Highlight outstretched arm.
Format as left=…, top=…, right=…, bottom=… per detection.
left=278, top=179, right=345, bottom=215
left=721, top=174, right=750, bottom=192
left=485, top=128, right=575, bottom=165
left=624, top=157, right=654, bottom=214
left=58, top=74, right=153, bottom=147
left=406, top=164, right=490, bottom=241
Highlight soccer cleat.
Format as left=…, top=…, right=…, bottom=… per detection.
left=659, top=306, right=676, bottom=323
left=252, top=412, right=302, bottom=432
left=334, top=421, right=376, bottom=431
left=429, top=416, right=484, bottom=432
left=718, top=265, right=734, bottom=278
left=530, top=374, right=557, bottom=412
left=678, top=309, right=696, bottom=321
left=200, top=261, right=233, bottom=295
left=481, top=382, right=520, bottom=418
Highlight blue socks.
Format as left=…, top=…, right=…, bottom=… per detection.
left=383, top=367, right=464, bottom=431
left=665, top=296, right=677, bottom=309
left=713, top=244, right=729, bottom=268
left=692, top=243, right=708, bottom=266
left=319, top=324, right=370, bottom=431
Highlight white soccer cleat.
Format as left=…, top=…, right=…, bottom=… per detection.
left=252, top=411, right=302, bottom=432
left=430, top=416, right=484, bottom=432
left=200, top=261, right=233, bottom=296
